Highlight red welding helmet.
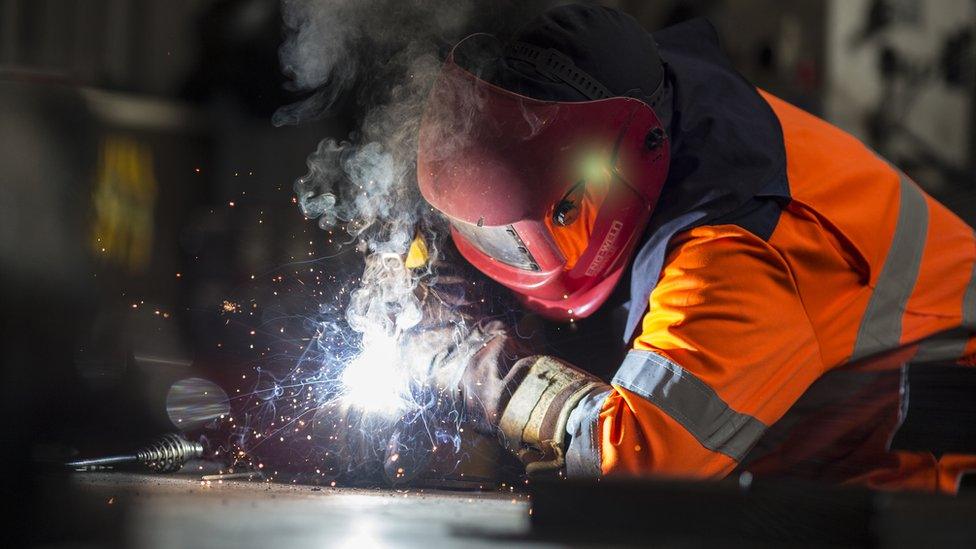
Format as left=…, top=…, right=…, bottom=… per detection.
left=417, top=26, right=669, bottom=321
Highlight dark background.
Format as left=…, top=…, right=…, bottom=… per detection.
left=1, top=0, right=974, bottom=541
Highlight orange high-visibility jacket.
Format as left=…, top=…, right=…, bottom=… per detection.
left=563, top=19, right=976, bottom=492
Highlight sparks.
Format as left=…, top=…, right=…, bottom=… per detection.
left=340, top=329, right=413, bottom=417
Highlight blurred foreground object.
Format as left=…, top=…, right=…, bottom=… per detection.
left=531, top=476, right=976, bottom=547
left=889, top=363, right=976, bottom=456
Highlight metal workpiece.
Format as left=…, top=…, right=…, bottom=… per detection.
left=309, top=399, right=503, bottom=490
left=69, top=472, right=535, bottom=549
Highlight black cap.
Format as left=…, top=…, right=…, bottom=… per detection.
left=470, top=4, right=665, bottom=105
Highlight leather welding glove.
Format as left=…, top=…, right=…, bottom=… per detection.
left=458, top=321, right=609, bottom=474
left=456, top=320, right=529, bottom=433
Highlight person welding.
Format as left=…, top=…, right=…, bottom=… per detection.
left=416, top=4, right=976, bottom=492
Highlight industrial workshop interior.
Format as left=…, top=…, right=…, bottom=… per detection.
left=4, top=0, right=976, bottom=546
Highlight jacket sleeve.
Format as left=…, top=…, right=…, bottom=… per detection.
left=565, top=225, right=823, bottom=478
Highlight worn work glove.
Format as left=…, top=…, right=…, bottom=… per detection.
left=411, top=264, right=606, bottom=474
left=457, top=321, right=607, bottom=474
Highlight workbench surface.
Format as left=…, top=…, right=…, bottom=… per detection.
left=70, top=473, right=549, bottom=549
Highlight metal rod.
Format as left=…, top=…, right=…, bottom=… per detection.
left=65, top=433, right=203, bottom=473
left=66, top=454, right=138, bottom=470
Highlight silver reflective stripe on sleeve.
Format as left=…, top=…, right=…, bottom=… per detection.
left=565, top=386, right=612, bottom=478
left=851, top=174, right=929, bottom=362
left=611, top=350, right=767, bottom=461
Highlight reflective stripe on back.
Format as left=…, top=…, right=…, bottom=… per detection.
left=914, top=233, right=976, bottom=363
left=851, top=174, right=929, bottom=361
left=612, top=350, right=767, bottom=461
left=964, top=249, right=976, bottom=329
left=914, top=327, right=971, bottom=363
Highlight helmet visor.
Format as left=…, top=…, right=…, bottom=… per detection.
left=450, top=219, right=539, bottom=271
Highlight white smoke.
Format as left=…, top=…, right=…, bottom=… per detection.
left=274, top=0, right=474, bottom=127
left=274, top=0, right=506, bottom=420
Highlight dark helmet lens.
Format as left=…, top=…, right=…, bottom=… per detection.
left=451, top=220, right=539, bottom=271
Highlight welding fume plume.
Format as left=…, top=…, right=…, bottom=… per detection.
left=272, top=0, right=510, bottom=487
left=307, top=249, right=494, bottom=486
left=339, top=251, right=440, bottom=416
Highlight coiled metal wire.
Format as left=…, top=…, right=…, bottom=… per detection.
left=136, top=433, right=204, bottom=472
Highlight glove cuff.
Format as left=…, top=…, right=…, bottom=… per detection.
left=498, top=356, right=607, bottom=474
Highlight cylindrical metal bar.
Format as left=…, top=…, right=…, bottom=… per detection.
left=66, top=454, right=138, bottom=470
left=65, top=433, right=204, bottom=473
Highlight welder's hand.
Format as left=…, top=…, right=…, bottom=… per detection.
left=456, top=320, right=533, bottom=435
left=456, top=321, right=610, bottom=475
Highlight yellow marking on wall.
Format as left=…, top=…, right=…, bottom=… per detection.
left=90, top=136, right=158, bottom=272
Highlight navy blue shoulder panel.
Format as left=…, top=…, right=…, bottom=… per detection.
left=623, top=18, right=791, bottom=343
left=710, top=187, right=791, bottom=241
left=713, top=198, right=783, bottom=241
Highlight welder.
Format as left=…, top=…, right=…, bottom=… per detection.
left=416, top=4, right=976, bottom=492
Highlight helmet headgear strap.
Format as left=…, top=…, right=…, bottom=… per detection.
left=505, top=41, right=666, bottom=110
left=506, top=41, right=613, bottom=100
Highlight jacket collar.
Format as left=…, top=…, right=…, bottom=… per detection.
left=624, top=17, right=790, bottom=342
